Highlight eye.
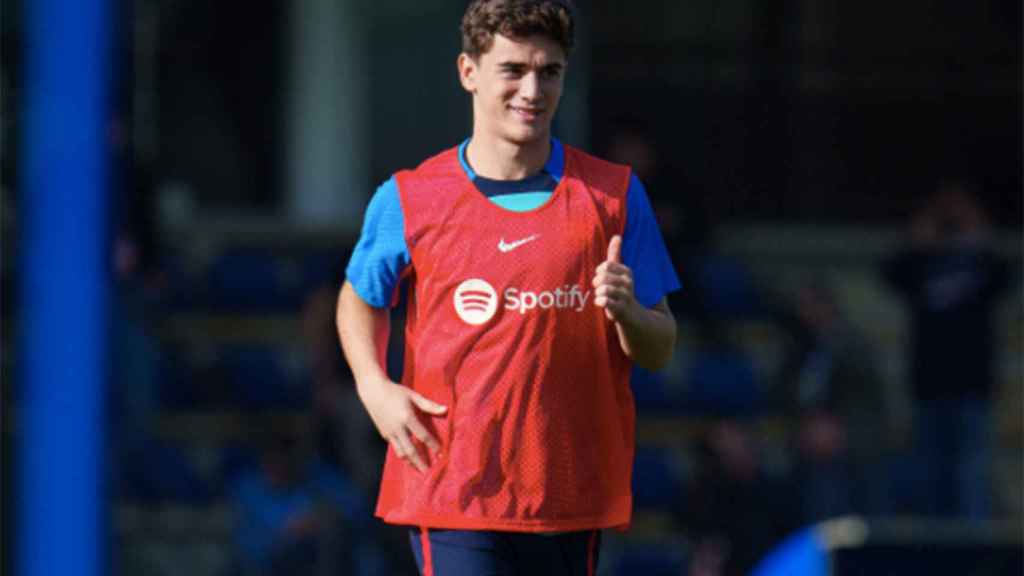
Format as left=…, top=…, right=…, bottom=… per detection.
left=541, top=67, right=562, bottom=80
left=499, top=65, right=526, bottom=78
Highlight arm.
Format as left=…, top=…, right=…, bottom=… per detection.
left=593, top=235, right=677, bottom=370
left=613, top=297, right=677, bottom=370
left=881, top=204, right=940, bottom=296
left=336, top=281, right=391, bottom=386
left=336, top=281, right=446, bottom=471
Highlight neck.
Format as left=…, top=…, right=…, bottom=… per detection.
left=465, top=130, right=550, bottom=180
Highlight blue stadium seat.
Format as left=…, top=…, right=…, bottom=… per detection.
left=206, top=249, right=303, bottom=310
left=119, top=436, right=213, bottom=504
left=217, top=443, right=260, bottom=493
left=219, top=344, right=311, bottom=409
left=692, top=254, right=763, bottom=319
left=204, top=247, right=346, bottom=312
left=684, top=348, right=763, bottom=417
left=632, top=446, right=688, bottom=511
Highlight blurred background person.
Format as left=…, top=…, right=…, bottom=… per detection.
left=881, top=181, right=1011, bottom=519
left=683, top=417, right=798, bottom=576
left=777, top=280, right=898, bottom=524
left=227, top=423, right=371, bottom=576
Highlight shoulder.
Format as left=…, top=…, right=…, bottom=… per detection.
left=361, top=177, right=402, bottom=222
left=624, top=173, right=653, bottom=212
left=563, top=144, right=630, bottom=176
left=563, top=144, right=632, bottom=199
left=392, top=145, right=463, bottom=204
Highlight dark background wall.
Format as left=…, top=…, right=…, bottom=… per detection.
left=587, top=0, right=1021, bottom=225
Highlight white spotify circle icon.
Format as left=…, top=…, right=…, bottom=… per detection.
left=453, top=279, right=498, bottom=325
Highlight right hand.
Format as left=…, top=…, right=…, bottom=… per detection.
left=357, top=378, right=447, bottom=472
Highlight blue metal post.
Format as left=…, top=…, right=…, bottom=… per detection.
left=17, top=0, right=113, bottom=575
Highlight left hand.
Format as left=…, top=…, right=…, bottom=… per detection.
left=593, top=235, right=638, bottom=323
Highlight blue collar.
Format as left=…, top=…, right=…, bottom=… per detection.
left=457, top=138, right=564, bottom=183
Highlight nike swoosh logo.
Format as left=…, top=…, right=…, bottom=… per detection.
left=498, top=234, right=541, bottom=253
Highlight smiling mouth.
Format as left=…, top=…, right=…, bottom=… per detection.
left=511, top=106, right=544, bottom=121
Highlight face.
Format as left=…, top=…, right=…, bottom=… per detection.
left=458, top=33, right=567, bottom=145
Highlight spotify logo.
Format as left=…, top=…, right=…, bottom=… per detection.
left=453, top=279, right=498, bottom=325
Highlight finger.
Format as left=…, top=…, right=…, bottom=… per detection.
left=407, top=417, right=441, bottom=454
left=598, top=280, right=627, bottom=298
left=606, top=235, right=622, bottom=264
left=597, top=286, right=632, bottom=319
left=393, top=430, right=426, bottom=472
left=406, top=444, right=427, bottom=472
left=603, top=262, right=631, bottom=277
left=595, top=274, right=632, bottom=292
left=389, top=436, right=407, bottom=460
left=603, top=298, right=627, bottom=321
left=598, top=289, right=629, bottom=311
left=596, top=280, right=630, bottom=303
left=593, top=263, right=631, bottom=284
left=410, top=392, right=448, bottom=416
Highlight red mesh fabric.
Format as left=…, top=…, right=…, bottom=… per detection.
left=375, top=145, right=635, bottom=532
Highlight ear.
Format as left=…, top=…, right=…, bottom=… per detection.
left=457, top=53, right=478, bottom=93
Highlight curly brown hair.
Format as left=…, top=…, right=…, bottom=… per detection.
left=461, top=0, right=575, bottom=58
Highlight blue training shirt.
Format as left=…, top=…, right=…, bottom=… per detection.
left=346, top=138, right=680, bottom=308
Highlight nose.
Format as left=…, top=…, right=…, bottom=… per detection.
left=518, top=71, right=542, bottom=102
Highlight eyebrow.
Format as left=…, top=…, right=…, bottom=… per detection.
left=497, top=62, right=564, bottom=72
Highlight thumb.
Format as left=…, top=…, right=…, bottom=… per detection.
left=606, top=235, right=622, bottom=264
left=409, top=391, right=448, bottom=415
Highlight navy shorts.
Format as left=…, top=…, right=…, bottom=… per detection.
left=409, top=528, right=602, bottom=576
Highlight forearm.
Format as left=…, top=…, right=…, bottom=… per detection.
left=615, top=298, right=676, bottom=371
left=336, top=281, right=391, bottom=391
left=337, top=281, right=447, bottom=469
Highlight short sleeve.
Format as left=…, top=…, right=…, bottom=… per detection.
left=621, top=174, right=682, bottom=308
left=344, top=177, right=411, bottom=308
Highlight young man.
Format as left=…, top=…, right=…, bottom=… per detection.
left=337, top=1, right=680, bottom=573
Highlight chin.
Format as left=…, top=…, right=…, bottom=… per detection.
left=504, top=124, right=550, bottom=146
